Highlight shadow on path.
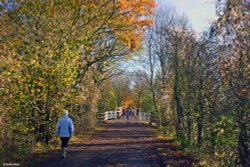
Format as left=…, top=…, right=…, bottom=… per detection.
left=36, top=121, right=165, bottom=167
left=31, top=117, right=200, bottom=167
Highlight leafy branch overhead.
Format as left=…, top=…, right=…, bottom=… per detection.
left=0, top=0, right=155, bottom=150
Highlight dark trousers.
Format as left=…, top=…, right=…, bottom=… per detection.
left=60, top=137, right=70, bottom=147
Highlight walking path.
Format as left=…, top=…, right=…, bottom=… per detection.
left=34, top=117, right=197, bottom=167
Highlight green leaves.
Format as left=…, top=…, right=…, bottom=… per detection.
left=0, top=0, right=157, bottom=163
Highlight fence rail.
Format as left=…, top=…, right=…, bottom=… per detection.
left=97, top=111, right=117, bottom=122
left=139, top=112, right=160, bottom=126
left=138, top=112, right=151, bottom=122
left=97, top=111, right=163, bottom=126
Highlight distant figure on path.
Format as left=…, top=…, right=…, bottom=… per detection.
left=131, top=107, right=135, bottom=116
left=136, top=108, right=140, bottom=119
left=122, top=107, right=126, bottom=115
left=56, top=110, right=74, bottom=158
left=125, top=107, right=131, bottom=120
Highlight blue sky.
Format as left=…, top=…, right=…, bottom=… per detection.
left=158, top=0, right=217, bottom=33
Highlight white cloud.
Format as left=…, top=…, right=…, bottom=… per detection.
left=157, top=0, right=217, bottom=32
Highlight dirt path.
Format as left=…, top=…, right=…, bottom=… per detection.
left=33, top=117, right=198, bottom=167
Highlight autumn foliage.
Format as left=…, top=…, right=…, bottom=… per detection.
left=116, top=0, right=155, bottom=49
left=122, top=94, right=134, bottom=107
left=0, top=0, right=155, bottom=163
left=140, top=1, right=249, bottom=166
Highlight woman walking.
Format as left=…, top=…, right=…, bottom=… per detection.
left=56, top=110, right=74, bottom=158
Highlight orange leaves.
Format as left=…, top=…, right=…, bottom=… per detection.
left=118, top=0, right=130, bottom=10
left=117, top=0, right=155, bottom=28
left=122, top=94, right=133, bottom=107
left=118, top=0, right=155, bottom=15
left=115, top=0, right=155, bottom=50
left=136, top=19, right=153, bottom=27
left=72, top=0, right=155, bottom=51
left=240, top=87, right=246, bottom=95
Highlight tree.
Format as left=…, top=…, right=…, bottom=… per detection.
left=215, top=0, right=249, bottom=166
left=139, top=1, right=249, bottom=166
left=98, top=78, right=116, bottom=112
left=0, top=0, right=155, bottom=161
left=111, top=75, right=131, bottom=107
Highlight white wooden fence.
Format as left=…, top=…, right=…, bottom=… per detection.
left=97, top=111, right=156, bottom=124
left=97, top=111, right=118, bottom=122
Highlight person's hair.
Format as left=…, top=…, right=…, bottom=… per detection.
left=63, top=110, right=69, bottom=115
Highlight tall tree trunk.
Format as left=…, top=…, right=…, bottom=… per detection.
left=148, top=37, right=162, bottom=127
left=174, top=80, right=183, bottom=135
left=44, top=86, right=51, bottom=145
left=237, top=120, right=249, bottom=167
left=186, top=75, right=193, bottom=144
left=236, top=53, right=249, bottom=167
left=197, top=79, right=204, bottom=147
left=173, top=47, right=183, bottom=136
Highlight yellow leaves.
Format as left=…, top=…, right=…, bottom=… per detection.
left=38, top=77, right=44, bottom=82
left=30, top=89, right=35, bottom=94
left=5, top=72, right=12, bottom=76
left=199, top=160, right=208, bottom=166
left=35, top=142, right=42, bottom=147
left=219, top=129, right=225, bottom=134
left=0, top=0, right=153, bottom=147
left=29, top=59, right=36, bottom=65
